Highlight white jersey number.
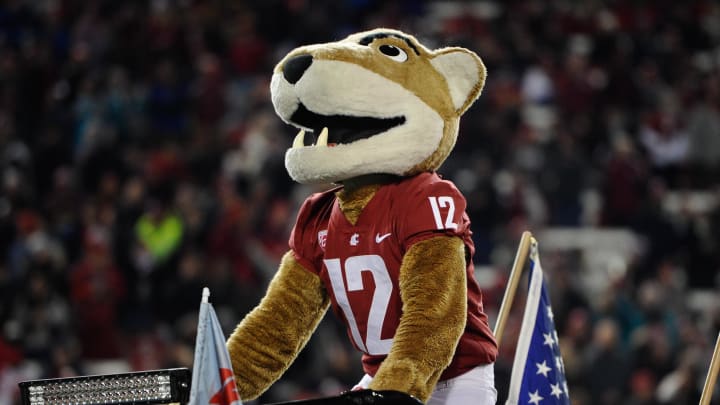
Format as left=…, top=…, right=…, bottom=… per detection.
left=324, top=255, right=394, bottom=355
left=428, top=196, right=458, bottom=230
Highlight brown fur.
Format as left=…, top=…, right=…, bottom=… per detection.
left=368, top=236, right=467, bottom=402
left=333, top=173, right=469, bottom=400
left=335, top=174, right=401, bottom=224
left=229, top=188, right=468, bottom=402
left=336, top=184, right=379, bottom=225
left=336, top=181, right=467, bottom=401
left=227, top=252, right=329, bottom=400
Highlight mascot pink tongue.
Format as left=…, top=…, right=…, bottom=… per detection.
left=227, top=28, right=498, bottom=405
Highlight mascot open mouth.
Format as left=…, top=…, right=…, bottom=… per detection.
left=290, top=103, right=405, bottom=147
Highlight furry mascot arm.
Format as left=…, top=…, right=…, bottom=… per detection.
left=368, top=235, right=467, bottom=402
left=227, top=251, right=330, bottom=401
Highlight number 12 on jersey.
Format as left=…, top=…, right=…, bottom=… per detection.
left=428, top=196, right=458, bottom=230
left=324, top=255, right=394, bottom=355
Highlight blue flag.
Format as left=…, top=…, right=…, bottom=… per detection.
left=506, top=240, right=570, bottom=405
left=189, top=288, right=243, bottom=405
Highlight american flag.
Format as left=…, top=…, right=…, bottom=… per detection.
left=506, top=240, right=570, bottom=405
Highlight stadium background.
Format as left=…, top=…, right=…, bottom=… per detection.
left=1, top=0, right=719, bottom=404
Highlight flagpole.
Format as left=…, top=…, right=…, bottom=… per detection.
left=493, top=230, right=533, bottom=346
left=700, top=331, right=720, bottom=405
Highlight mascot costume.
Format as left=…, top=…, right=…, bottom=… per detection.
left=227, top=29, right=498, bottom=405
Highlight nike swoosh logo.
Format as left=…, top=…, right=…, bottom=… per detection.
left=375, top=233, right=392, bottom=243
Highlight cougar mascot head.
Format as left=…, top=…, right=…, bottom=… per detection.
left=228, top=29, right=498, bottom=404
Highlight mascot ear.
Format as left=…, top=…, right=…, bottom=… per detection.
left=431, top=47, right=487, bottom=115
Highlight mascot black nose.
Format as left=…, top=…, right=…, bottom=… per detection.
left=283, top=54, right=313, bottom=84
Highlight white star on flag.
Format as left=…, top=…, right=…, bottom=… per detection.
left=550, top=383, right=563, bottom=399
left=536, top=361, right=551, bottom=377
left=528, top=390, right=544, bottom=404
left=543, top=333, right=555, bottom=347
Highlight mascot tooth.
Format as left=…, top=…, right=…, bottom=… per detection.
left=316, top=127, right=329, bottom=147
left=292, top=129, right=305, bottom=148
left=228, top=28, right=498, bottom=405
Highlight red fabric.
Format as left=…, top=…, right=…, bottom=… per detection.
left=206, top=200, right=258, bottom=285
left=229, top=36, right=268, bottom=75
left=70, top=256, right=127, bottom=358
left=0, top=337, right=23, bottom=369
left=289, top=172, right=497, bottom=381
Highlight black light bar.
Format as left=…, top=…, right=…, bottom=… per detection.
left=18, top=368, right=191, bottom=405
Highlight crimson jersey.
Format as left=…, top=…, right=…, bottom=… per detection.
left=290, top=172, right=497, bottom=381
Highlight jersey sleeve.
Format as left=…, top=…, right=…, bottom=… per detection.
left=398, top=176, right=471, bottom=249
left=288, top=191, right=334, bottom=275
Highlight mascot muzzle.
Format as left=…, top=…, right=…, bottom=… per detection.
left=270, top=29, right=487, bottom=184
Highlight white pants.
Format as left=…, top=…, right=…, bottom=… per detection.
left=353, top=363, right=497, bottom=405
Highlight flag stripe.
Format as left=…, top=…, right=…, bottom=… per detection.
left=506, top=247, right=544, bottom=404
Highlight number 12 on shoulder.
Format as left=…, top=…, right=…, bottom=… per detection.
left=428, top=196, right=458, bottom=230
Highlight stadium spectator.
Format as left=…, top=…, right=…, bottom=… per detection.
left=0, top=1, right=718, bottom=403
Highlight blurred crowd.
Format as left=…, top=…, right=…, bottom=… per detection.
left=0, top=0, right=719, bottom=404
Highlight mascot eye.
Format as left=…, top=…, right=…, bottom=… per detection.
left=378, top=44, right=408, bottom=62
